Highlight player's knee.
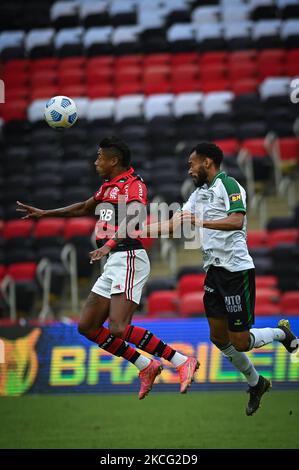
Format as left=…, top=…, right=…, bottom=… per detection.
left=231, top=337, right=249, bottom=352
left=210, top=335, right=228, bottom=349
left=109, top=322, right=126, bottom=338
left=78, top=319, right=91, bottom=338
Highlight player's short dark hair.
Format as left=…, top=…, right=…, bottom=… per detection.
left=100, top=136, right=131, bottom=168
left=192, top=142, right=223, bottom=168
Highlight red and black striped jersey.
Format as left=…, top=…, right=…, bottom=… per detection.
left=94, top=167, right=147, bottom=252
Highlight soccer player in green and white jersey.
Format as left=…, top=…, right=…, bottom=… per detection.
left=144, top=142, right=299, bottom=415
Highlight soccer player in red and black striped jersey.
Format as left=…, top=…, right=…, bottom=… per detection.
left=17, top=137, right=199, bottom=398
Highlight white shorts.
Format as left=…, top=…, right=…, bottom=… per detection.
left=91, top=249, right=150, bottom=305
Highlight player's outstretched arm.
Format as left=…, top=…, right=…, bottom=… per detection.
left=16, top=197, right=98, bottom=219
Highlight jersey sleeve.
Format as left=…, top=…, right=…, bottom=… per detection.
left=181, top=189, right=197, bottom=214
left=126, top=179, right=147, bottom=205
left=221, top=177, right=246, bottom=214
left=94, top=186, right=103, bottom=202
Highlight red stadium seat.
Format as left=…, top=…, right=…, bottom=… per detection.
left=258, top=49, right=285, bottom=63
left=58, top=68, right=85, bottom=86
left=242, top=138, right=268, bottom=156
left=144, top=80, right=171, bottom=95
left=3, top=58, right=29, bottom=74
left=228, top=62, right=258, bottom=80
left=87, top=67, right=114, bottom=84
left=115, top=66, right=142, bottom=84
left=64, top=218, right=95, bottom=239
left=171, top=63, right=199, bottom=82
left=200, top=63, right=227, bottom=80
left=201, top=78, right=230, bottom=93
left=115, top=82, right=143, bottom=96
left=143, top=64, right=171, bottom=82
left=267, top=229, right=299, bottom=248
left=29, top=58, right=58, bottom=72
left=255, top=276, right=278, bottom=289
left=87, top=83, right=114, bottom=98
left=179, top=292, right=205, bottom=317
left=172, top=78, right=200, bottom=93
left=31, top=86, right=59, bottom=100
left=200, top=51, right=228, bottom=65
left=144, top=53, right=171, bottom=66
left=3, top=70, right=28, bottom=86
left=31, top=69, right=57, bottom=86
left=87, top=56, right=115, bottom=69
left=5, top=86, right=29, bottom=101
left=255, top=302, right=281, bottom=316
left=277, top=138, right=299, bottom=163
left=147, top=290, right=178, bottom=316
left=171, top=52, right=199, bottom=66
left=178, top=274, right=205, bottom=297
left=59, top=85, right=86, bottom=97
left=59, top=57, right=86, bottom=69
left=214, top=139, right=239, bottom=156
left=0, top=265, right=7, bottom=281
left=247, top=230, right=267, bottom=248
left=34, top=219, right=65, bottom=238
left=258, top=61, right=286, bottom=79
left=228, top=50, right=257, bottom=64
left=7, top=262, right=37, bottom=281
left=115, top=54, right=143, bottom=68
left=256, top=287, right=280, bottom=304
left=231, top=78, right=259, bottom=95
left=280, top=292, right=299, bottom=315
left=286, top=49, right=299, bottom=75
left=3, top=220, right=34, bottom=240
left=0, top=100, right=28, bottom=122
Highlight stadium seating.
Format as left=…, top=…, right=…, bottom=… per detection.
left=0, top=0, right=299, bottom=319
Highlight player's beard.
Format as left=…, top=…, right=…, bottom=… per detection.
left=193, top=169, right=208, bottom=188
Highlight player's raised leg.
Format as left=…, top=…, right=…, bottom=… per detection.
left=78, top=292, right=149, bottom=373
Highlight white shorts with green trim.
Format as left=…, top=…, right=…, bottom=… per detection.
left=91, top=249, right=150, bottom=305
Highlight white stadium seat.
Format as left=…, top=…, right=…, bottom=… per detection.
left=259, top=77, right=291, bottom=100
left=73, top=98, right=90, bottom=118
left=112, top=25, right=141, bottom=46
left=191, top=6, right=221, bottom=24
left=27, top=99, right=47, bottom=122
left=144, top=94, right=174, bottom=121
left=202, top=92, right=234, bottom=118
left=224, top=22, right=252, bottom=40
left=167, top=23, right=195, bottom=43
left=54, top=26, right=83, bottom=49
left=173, top=93, right=204, bottom=118
left=25, top=29, right=55, bottom=55
left=0, top=30, right=25, bottom=53
left=83, top=26, right=112, bottom=47
left=87, top=98, right=116, bottom=121
left=252, top=20, right=281, bottom=40
left=50, top=1, right=79, bottom=23
left=115, top=95, right=144, bottom=122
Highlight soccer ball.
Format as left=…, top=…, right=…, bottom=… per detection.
left=44, top=95, right=78, bottom=129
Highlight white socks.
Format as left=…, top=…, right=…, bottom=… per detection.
left=135, top=355, right=151, bottom=371
left=170, top=352, right=188, bottom=367
left=221, top=343, right=259, bottom=387
left=135, top=352, right=188, bottom=370
left=249, top=328, right=286, bottom=349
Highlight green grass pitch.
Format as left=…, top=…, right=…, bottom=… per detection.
left=0, top=391, right=298, bottom=449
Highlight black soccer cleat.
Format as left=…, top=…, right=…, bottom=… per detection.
left=246, top=375, right=271, bottom=416
left=278, top=319, right=299, bottom=354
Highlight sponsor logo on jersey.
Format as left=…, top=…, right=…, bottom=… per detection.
left=225, top=295, right=242, bottom=313
left=229, top=193, right=241, bottom=203
left=109, top=187, right=120, bottom=199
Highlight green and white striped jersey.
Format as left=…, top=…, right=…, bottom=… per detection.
left=182, top=171, right=254, bottom=272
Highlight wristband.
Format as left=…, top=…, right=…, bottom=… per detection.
left=105, top=239, right=117, bottom=250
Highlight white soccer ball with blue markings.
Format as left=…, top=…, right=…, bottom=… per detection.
left=44, top=95, right=78, bottom=129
